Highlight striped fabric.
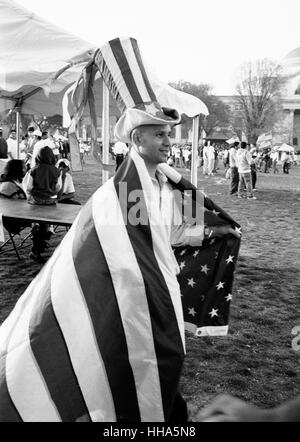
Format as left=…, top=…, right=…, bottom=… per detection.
left=0, top=150, right=186, bottom=422
left=95, top=37, right=158, bottom=113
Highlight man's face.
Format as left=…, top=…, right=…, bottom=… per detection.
left=10, top=132, right=16, bottom=139
left=136, top=124, right=172, bottom=164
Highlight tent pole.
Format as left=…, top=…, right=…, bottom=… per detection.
left=16, top=108, right=20, bottom=159
left=102, top=82, right=110, bottom=184
left=191, top=115, right=199, bottom=186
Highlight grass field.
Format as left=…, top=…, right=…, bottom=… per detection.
left=1, top=156, right=300, bottom=420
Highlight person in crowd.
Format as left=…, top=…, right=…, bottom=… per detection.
left=0, top=127, right=8, bottom=158
left=6, top=129, right=18, bottom=160
left=207, top=143, right=215, bottom=176
left=30, top=129, right=44, bottom=168
left=0, top=159, right=55, bottom=264
left=42, top=130, right=59, bottom=162
left=236, top=142, right=256, bottom=200
left=0, top=159, right=26, bottom=199
left=27, top=126, right=36, bottom=154
left=173, top=144, right=181, bottom=168
left=262, top=149, right=271, bottom=173
left=25, top=146, right=62, bottom=263
left=271, top=149, right=279, bottom=173
left=212, top=145, right=219, bottom=173
left=61, top=139, right=70, bottom=159
left=282, top=151, right=291, bottom=174
left=202, top=141, right=209, bottom=175
left=112, top=140, right=129, bottom=171
left=197, top=393, right=300, bottom=422
left=79, top=139, right=85, bottom=165
left=19, top=135, right=29, bottom=161
left=56, top=159, right=81, bottom=205
left=183, top=144, right=191, bottom=169
left=229, top=141, right=239, bottom=195
left=250, top=151, right=258, bottom=191
left=222, top=147, right=229, bottom=170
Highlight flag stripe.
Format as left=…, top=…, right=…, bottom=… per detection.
left=130, top=150, right=185, bottom=346
left=98, top=44, right=135, bottom=109
left=29, top=286, right=91, bottom=422
left=6, top=258, right=61, bottom=422
left=130, top=38, right=157, bottom=103
left=91, top=182, right=164, bottom=421
left=109, top=38, right=144, bottom=107
left=0, top=357, right=22, bottom=422
left=114, top=155, right=185, bottom=421
left=51, top=218, right=116, bottom=422
left=72, top=196, right=141, bottom=422
left=95, top=51, right=127, bottom=113
left=119, top=38, right=153, bottom=104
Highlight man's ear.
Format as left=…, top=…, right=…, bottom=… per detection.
left=131, top=129, right=141, bottom=146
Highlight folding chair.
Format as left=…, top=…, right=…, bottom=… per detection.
left=0, top=217, right=32, bottom=260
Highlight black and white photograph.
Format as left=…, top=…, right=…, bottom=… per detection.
left=0, top=0, right=299, bottom=426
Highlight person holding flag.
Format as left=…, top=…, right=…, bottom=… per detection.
left=0, top=37, right=241, bottom=422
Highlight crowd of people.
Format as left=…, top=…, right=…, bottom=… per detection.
left=0, top=126, right=80, bottom=263
left=0, top=126, right=71, bottom=163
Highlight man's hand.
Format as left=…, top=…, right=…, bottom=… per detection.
left=209, top=224, right=241, bottom=239
left=195, top=394, right=273, bottom=422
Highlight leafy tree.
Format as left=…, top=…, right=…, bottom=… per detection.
left=168, top=81, right=230, bottom=137
left=233, top=59, right=285, bottom=144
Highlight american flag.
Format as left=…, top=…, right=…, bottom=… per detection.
left=164, top=173, right=241, bottom=336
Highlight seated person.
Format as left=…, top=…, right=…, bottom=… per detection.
left=24, top=146, right=62, bottom=263
left=0, top=160, right=48, bottom=264
left=26, top=145, right=62, bottom=205
left=56, top=159, right=81, bottom=205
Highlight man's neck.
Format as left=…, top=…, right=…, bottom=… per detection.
left=143, top=160, right=158, bottom=180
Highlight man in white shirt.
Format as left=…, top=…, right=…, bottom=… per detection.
left=202, top=142, right=209, bottom=175
left=229, top=141, right=240, bottom=195
left=236, top=142, right=256, bottom=199
left=113, top=140, right=129, bottom=171
left=27, top=126, right=36, bottom=154
left=42, top=131, right=59, bottom=161
left=56, top=159, right=81, bottom=205
left=207, top=143, right=215, bottom=176
left=30, top=130, right=44, bottom=168
left=6, top=130, right=18, bottom=159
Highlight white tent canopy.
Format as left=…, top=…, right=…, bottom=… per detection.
left=278, top=143, right=295, bottom=152
left=0, top=0, right=96, bottom=101
left=0, top=0, right=208, bottom=120
left=0, top=0, right=208, bottom=184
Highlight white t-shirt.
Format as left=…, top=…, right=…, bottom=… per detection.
left=229, top=147, right=238, bottom=167
left=62, top=173, right=75, bottom=194
left=113, top=141, right=128, bottom=155
left=236, top=148, right=252, bottom=173
left=31, top=140, right=46, bottom=168
left=7, top=138, right=18, bottom=159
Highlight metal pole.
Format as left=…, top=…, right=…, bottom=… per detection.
left=191, top=115, right=200, bottom=186
left=102, top=82, right=110, bottom=184
left=16, top=108, right=20, bottom=159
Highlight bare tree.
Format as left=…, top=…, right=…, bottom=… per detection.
left=234, top=59, right=285, bottom=144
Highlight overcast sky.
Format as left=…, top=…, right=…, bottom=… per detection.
left=20, top=0, right=300, bottom=94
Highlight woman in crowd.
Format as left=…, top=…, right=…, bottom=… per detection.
left=25, top=146, right=62, bottom=263
left=0, top=159, right=53, bottom=264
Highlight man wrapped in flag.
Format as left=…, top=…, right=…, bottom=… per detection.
left=0, top=37, right=241, bottom=422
